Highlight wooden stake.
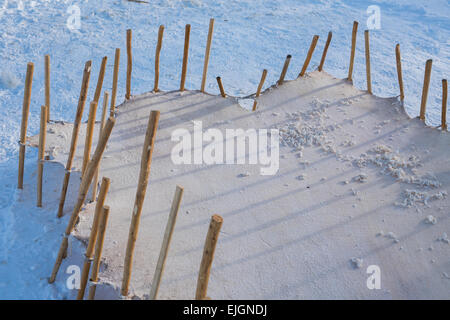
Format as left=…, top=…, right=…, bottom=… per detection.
left=252, top=69, right=268, bottom=111
left=18, top=62, right=34, bottom=189
left=126, top=29, right=132, bottom=100
left=442, top=79, right=447, bottom=131
left=195, top=214, right=223, bottom=300
left=88, top=205, right=110, bottom=300
left=153, top=25, right=164, bottom=92
left=419, top=59, right=433, bottom=121
left=395, top=44, right=405, bottom=102
left=93, top=56, right=107, bottom=104
left=110, top=48, right=120, bottom=117
left=91, top=91, right=109, bottom=201
left=45, top=55, right=50, bottom=122
left=49, top=117, right=115, bottom=283
left=37, top=105, right=48, bottom=207
left=149, top=185, right=184, bottom=300
left=81, top=101, right=98, bottom=175
left=121, top=110, right=160, bottom=297
left=299, top=35, right=319, bottom=77
left=77, top=177, right=110, bottom=300
left=318, top=31, right=332, bottom=72
left=180, top=24, right=191, bottom=92
left=216, top=77, right=226, bottom=97
left=201, top=18, right=214, bottom=93
left=278, top=54, right=292, bottom=85
left=364, top=30, right=372, bottom=94
left=57, top=61, right=92, bottom=217
left=347, top=21, right=358, bottom=81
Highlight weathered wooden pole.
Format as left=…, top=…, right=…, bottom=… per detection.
left=91, top=91, right=109, bottom=201
left=149, top=185, right=184, bottom=300
left=18, top=62, right=34, bottom=189
left=318, top=31, right=332, bottom=72
left=442, top=79, right=447, bottom=131
left=180, top=24, right=191, bottom=92
left=110, top=48, right=120, bottom=117
left=77, top=177, right=110, bottom=300
left=81, top=101, right=98, bottom=175
left=278, top=54, right=292, bottom=85
left=93, top=56, right=107, bottom=104
left=45, top=55, right=50, bottom=122
left=201, top=18, right=215, bottom=93
left=347, top=21, right=358, bottom=81
left=121, top=110, right=160, bottom=296
left=153, top=25, right=164, bottom=92
left=364, top=30, right=372, bottom=94
left=195, top=214, right=223, bottom=300
left=37, top=105, right=48, bottom=207
left=88, top=205, right=110, bottom=300
left=126, top=29, right=132, bottom=100
left=57, top=61, right=92, bottom=217
left=419, top=59, right=433, bottom=121
left=252, top=69, right=268, bottom=111
left=299, top=35, right=319, bottom=77
left=216, top=77, right=226, bottom=97
left=395, top=44, right=405, bottom=102
left=49, top=117, right=115, bottom=283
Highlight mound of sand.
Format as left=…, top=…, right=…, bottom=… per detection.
left=29, top=71, right=449, bottom=299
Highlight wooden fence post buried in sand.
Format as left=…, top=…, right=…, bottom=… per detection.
left=347, top=21, right=358, bottom=82
left=77, top=177, right=110, bottom=300
left=45, top=55, right=50, bottom=122
left=252, top=69, right=268, bottom=111
left=195, top=214, right=223, bottom=300
left=49, top=117, right=116, bottom=283
left=149, top=185, right=184, bottom=300
left=180, top=24, right=191, bottom=92
left=18, top=62, right=34, bottom=189
left=91, top=91, right=109, bottom=201
left=37, top=105, right=48, bottom=207
left=299, top=35, right=319, bottom=77
left=201, top=18, right=215, bottom=93
left=278, top=54, right=292, bottom=85
left=110, top=48, right=120, bottom=117
left=126, top=29, right=132, bottom=100
left=93, top=56, right=107, bottom=104
left=81, top=101, right=98, bottom=176
left=364, top=30, right=372, bottom=94
left=216, top=77, right=226, bottom=97
left=318, top=31, right=332, bottom=72
left=419, top=59, right=432, bottom=121
left=57, top=61, right=92, bottom=217
left=153, top=25, right=164, bottom=92
left=88, top=205, right=110, bottom=300
left=121, top=110, right=160, bottom=297
left=395, top=44, right=405, bottom=102
left=442, top=79, right=447, bottom=131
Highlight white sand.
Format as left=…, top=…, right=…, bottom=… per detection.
left=29, top=71, right=449, bottom=299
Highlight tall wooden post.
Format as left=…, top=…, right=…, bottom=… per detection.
left=153, top=25, right=164, bottom=92
left=37, top=105, right=48, bottom=207
left=93, top=56, right=107, bottom=104
left=419, top=59, right=433, bottom=121
left=121, top=111, right=160, bottom=296
left=318, top=32, right=332, bottom=72
left=442, top=79, right=447, bottom=131
left=364, top=30, right=372, bottom=94
left=395, top=44, right=405, bottom=102
left=180, top=24, right=191, bottom=92
left=57, top=61, right=92, bottom=217
left=18, top=62, right=34, bottom=189
left=45, top=55, right=50, bottom=122
left=347, top=21, right=358, bottom=81
left=201, top=18, right=214, bottom=93
left=126, top=29, right=132, bottom=100
left=299, top=35, right=319, bottom=77
left=81, top=101, right=98, bottom=175
left=278, top=55, right=292, bottom=85
left=252, top=69, right=268, bottom=111
left=110, top=48, right=120, bottom=117
left=195, top=214, right=223, bottom=300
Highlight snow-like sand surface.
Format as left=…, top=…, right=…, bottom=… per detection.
left=28, top=71, right=449, bottom=299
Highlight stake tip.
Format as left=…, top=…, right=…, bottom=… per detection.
left=211, top=214, right=223, bottom=224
